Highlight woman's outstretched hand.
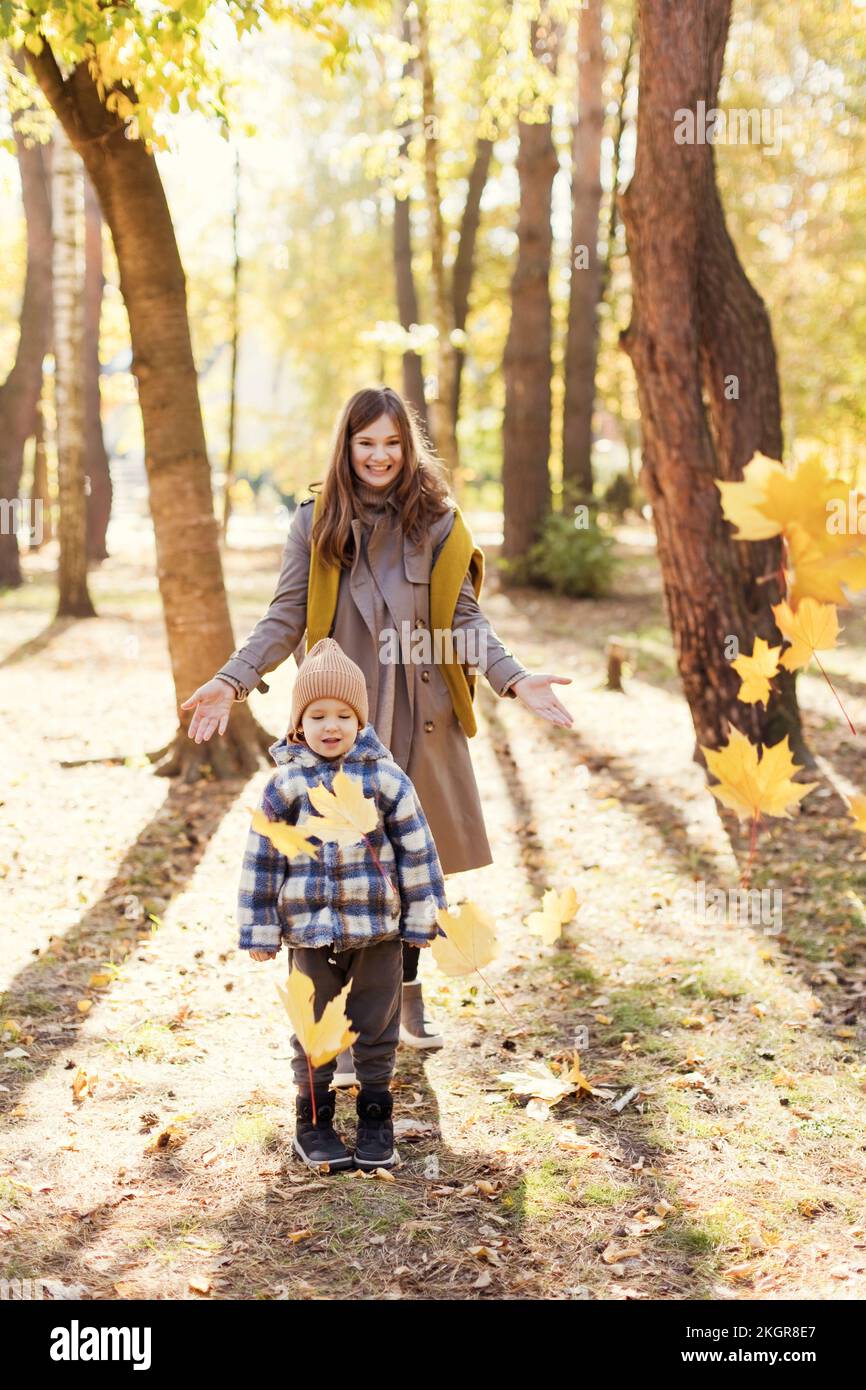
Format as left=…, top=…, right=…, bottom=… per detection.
left=180, top=678, right=236, bottom=743
left=511, top=673, right=574, bottom=728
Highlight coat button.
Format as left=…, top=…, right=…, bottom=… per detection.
left=424, top=720, right=434, bottom=732
left=421, top=670, right=430, bottom=682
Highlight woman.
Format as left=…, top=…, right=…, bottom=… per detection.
left=182, top=386, right=573, bottom=1069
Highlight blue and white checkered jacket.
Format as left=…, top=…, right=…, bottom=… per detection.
left=237, top=723, right=448, bottom=953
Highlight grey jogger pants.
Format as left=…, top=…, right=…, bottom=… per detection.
left=288, top=937, right=404, bottom=1091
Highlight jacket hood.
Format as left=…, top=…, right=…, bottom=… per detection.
left=268, top=721, right=392, bottom=769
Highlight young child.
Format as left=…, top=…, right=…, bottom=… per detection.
left=237, top=637, right=448, bottom=1172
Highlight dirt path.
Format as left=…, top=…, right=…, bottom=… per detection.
left=2, top=532, right=866, bottom=1300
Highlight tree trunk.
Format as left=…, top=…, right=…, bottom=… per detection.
left=53, top=124, right=95, bottom=618
left=222, top=147, right=241, bottom=540
left=501, top=10, right=561, bottom=561
left=0, top=57, right=52, bottom=589
left=451, top=134, right=494, bottom=431
left=414, top=0, right=461, bottom=487
left=84, top=173, right=111, bottom=561
left=562, top=0, right=605, bottom=502
left=27, top=46, right=270, bottom=779
left=30, top=397, right=52, bottom=548
left=393, top=1, right=429, bottom=437
left=620, top=0, right=801, bottom=756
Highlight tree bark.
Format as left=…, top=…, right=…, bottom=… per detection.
left=562, top=0, right=605, bottom=502
left=620, top=0, right=801, bottom=756
left=27, top=45, right=270, bottom=778
left=84, top=173, right=111, bottom=561
left=0, top=57, right=52, bottom=589
left=501, top=9, right=561, bottom=561
left=52, top=124, right=95, bottom=618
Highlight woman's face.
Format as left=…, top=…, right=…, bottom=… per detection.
left=349, top=413, right=404, bottom=489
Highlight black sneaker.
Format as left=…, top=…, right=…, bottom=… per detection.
left=354, top=1088, right=399, bottom=1171
left=293, top=1090, right=353, bottom=1173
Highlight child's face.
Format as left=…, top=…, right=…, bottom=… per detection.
left=299, top=697, right=359, bottom=758
left=349, top=413, right=403, bottom=489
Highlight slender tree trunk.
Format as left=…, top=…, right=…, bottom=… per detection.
left=84, top=173, right=111, bottom=561
left=501, top=10, right=561, bottom=561
left=600, top=19, right=636, bottom=300
left=30, top=397, right=52, bottom=548
left=451, top=134, right=494, bottom=431
left=53, top=125, right=95, bottom=618
left=620, top=0, right=801, bottom=756
left=393, top=2, right=429, bottom=436
left=414, top=0, right=461, bottom=487
left=0, top=56, right=52, bottom=589
left=562, top=0, right=605, bottom=502
left=27, top=45, right=270, bottom=778
left=222, top=147, right=241, bottom=540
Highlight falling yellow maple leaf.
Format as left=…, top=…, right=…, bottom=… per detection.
left=701, top=728, right=817, bottom=823
left=432, top=900, right=499, bottom=978
left=716, top=455, right=850, bottom=544
left=786, top=523, right=866, bottom=608
left=772, top=598, right=840, bottom=672
left=525, top=885, right=579, bottom=945
left=731, top=636, right=781, bottom=706
left=275, top=965, right=359, bottom=1069
left=247, top=807, right=320, bottom=860
left=304, top=769, right=379, bottom=848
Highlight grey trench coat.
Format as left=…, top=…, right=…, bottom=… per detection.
left=218, top=496, right=529, bottom=875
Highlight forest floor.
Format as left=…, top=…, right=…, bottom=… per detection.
left=2, top=520, right=866, bottom=1301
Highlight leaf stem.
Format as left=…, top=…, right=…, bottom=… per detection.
left=813, top=652, right=857, bottom=735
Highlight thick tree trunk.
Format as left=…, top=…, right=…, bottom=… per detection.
left=0, top=59, right=52, bottom=589
left=451, top=134, right=494, bottom=431
left=414, top=0, right=461, bottom=486
left=27, top=45, right=270, bottom=779
left=393, top=2, right=429, bottom=436
left=84, top=174, right=111, bottom=561
left=562, top=0, right=605, bottom=502
left=620, top=0, right=801, bottom=756
left=53, top=125, right=95, bottom=618
left=501, top=12, right=561, bottom=560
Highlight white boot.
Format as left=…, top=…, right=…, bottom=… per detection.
left=399, top=980, right=444, bottom=1049
left=332, top=1048, right=357, bottom=1088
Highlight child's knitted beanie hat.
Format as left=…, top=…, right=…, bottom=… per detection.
left=289, top=638, right=369, bottom=738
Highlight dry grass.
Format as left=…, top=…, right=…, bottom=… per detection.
left=1, top=526, right=866, bottom=1300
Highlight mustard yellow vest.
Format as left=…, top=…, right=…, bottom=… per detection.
left=305, top=490, right=485, bottom=738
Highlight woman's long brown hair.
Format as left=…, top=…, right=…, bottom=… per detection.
left=310, top=386, right=453, bottom=568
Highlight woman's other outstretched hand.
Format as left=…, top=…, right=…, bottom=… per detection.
left=180, top=678, right=236, bottom=743
left=511, top=673, right=574, bottom=728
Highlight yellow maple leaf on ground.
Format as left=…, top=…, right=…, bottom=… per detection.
left=432, top=901, right=499, bottom=978
left=275, top=965, right=359, bottom=1069
left=499, top=1053, right=604, bottom=1110
left=771, top=597, right=840, bottom=673
left=247, top=807, right=320, bottom=860
left=731, top=637, right=781, bottom=706
left=304, top=769, right=379, bottom=848
left=525, top=885, right=579, bottom=945
left=848, top=796, right=866, bottom=835
left=701, top=729, right=817, bottom=822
